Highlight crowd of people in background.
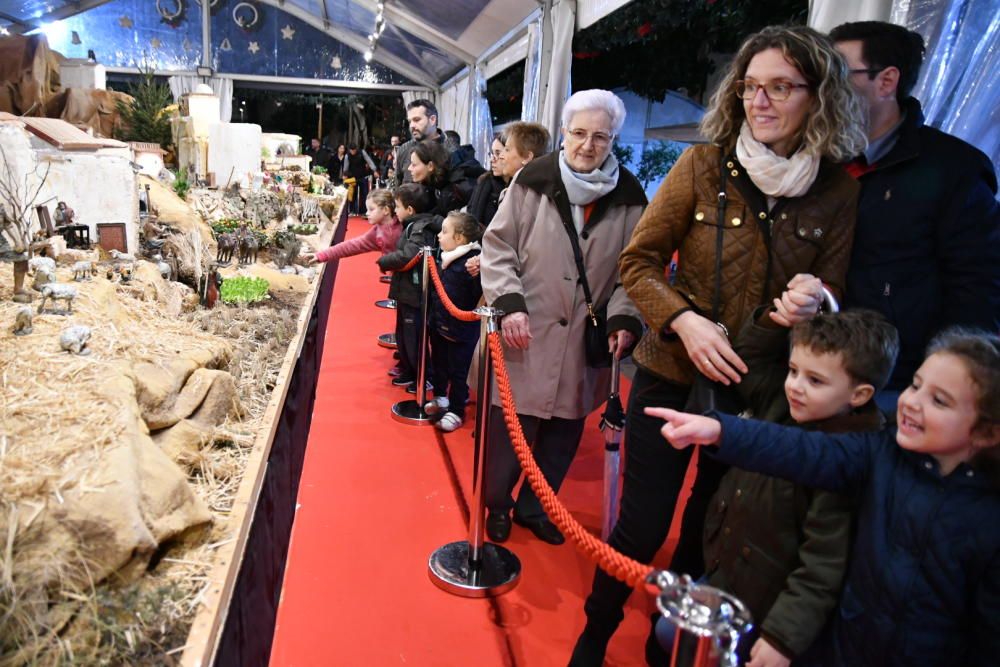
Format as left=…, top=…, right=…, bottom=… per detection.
left=307, top=19, right=999, bottom=666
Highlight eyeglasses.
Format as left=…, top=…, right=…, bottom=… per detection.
left=566, top=128, right=614, bottom=147
left=735, top=79, right=811, bottom=101
left=848, top=67, right=886, bottom=77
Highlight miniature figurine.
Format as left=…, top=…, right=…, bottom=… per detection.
left=237, top=226, right=258, bottom=264
left=28, top=256, right=55, bottom=275
left=59, top=324, right=91, bottom=355
left=12, top=306, right=32, bottom=336
left=32, top=266, right=55, bottom=292
left=272, top=230, right=301, bottom=270
left=72, top=261, right=95, bottom=281
left=38, top=283, right=78, bottom=314
left=110, top=249, right=136, bottom=262
left=216, top=232, right=237, bottom=264
left=54, top=201, right=75, bottom=227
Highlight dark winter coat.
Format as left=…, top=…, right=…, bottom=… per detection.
left=711, top=414, right=1000, bottom=667
left=845, top=98, right=1000, bottom=391
left=467, top=172, right=506, bottom=227
left=377, top=213, right=442, bottom=308
left=430, top=150, right=486, bottom=216
left=620, top=144, right=859, bottom=386
left=704, top=405, right=882, bottom=660
left=431, top=247, right=482, bottom=343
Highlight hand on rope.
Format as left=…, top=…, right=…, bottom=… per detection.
left=488, top=333, right=654, bottom=589
left=426, top=258, right=481, bottom=322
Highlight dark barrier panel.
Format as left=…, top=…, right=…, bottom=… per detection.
left=215, top=205, right=350, bottom=666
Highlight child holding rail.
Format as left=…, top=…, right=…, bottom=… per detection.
left=647, top=328, right=1000, bottom=667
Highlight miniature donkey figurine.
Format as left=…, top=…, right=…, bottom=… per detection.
left=236, top=225, right=259, bottom=265
left=216, top=232, right=237, bottom=264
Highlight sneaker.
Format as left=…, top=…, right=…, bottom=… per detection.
left=423, top=396, right=449, bottom=415
left=406, top=381, right=433, bottom=395
left=391, top=376, right=415, bottom=386
left=436, top=412, right=463, bottom=432
left=387, top=365, right=403, bottom=377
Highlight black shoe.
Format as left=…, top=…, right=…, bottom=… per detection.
left=486, top=511, right=511, bottom=543
left=391, top=376, right=414, bottom=387
left=568, top=628, right=610, bottom=667
left=406, top=381, right=432, bottom=394
left=513, top=515, right=565, bottom=545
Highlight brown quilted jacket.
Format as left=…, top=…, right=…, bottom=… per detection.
left=620, top=144, right=859, bottom=384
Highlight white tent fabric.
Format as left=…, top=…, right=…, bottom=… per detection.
left=520, top=20, right=543, bottom=122
left=538, top=0, right=577, bottom=145
left=437, top=75, right=471, bottom=142
left=167, top=76, right=234, bottom=123
left=808, top=0, right=893, bottom=32
left=469, top=66, right=494, bottom=169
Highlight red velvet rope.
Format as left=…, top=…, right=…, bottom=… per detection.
left=426, top=256, right=481, bottom=322
left=488, top=332, right=655, bottom=588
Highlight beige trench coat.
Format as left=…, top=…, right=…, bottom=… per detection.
left=481, top=151, right=647, bottom=420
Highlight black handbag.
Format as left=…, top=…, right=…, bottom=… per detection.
left=561, top=213, right=613, bottom=369
left=684, top=156, right=744, bottom=415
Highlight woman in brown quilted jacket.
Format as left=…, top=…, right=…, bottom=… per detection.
left=572, top=25, right=868, bottom=666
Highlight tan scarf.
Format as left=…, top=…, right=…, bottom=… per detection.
left=735, top=122, right=820, bottom=199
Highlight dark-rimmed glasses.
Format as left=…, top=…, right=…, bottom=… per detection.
left=735, top=79, right=811, bottom=102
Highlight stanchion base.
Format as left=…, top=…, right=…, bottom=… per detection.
left=428, top=541, right=521, bottom=598
left=375, top=298, right=397, bottom=309
left=391, top=399, right=434, bottom=425
left=377, top=332, right=397, bottom=349
left=380, top=275, right=391, bottom=283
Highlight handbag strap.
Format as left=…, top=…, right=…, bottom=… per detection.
left=711, top=154, right=729, bottom=324
left=561, top=204, right=599, bottom=325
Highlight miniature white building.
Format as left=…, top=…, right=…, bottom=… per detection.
left=0, top=113, right=139, bottom=254
left=173, top=83, right=261, bottom=187
left=129, top=141, right=166, bottom=178
left=59, top=58, right=107, bottom=90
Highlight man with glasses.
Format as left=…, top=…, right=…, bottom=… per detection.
left=831, top=21, right=999, bottom=413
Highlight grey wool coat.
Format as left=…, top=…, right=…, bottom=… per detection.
left=481, top=151, right=646, bottom=420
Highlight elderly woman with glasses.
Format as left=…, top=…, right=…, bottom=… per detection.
left=572, top=25, right=868, bottom=666
left=479, top=89, right=647, bottom=546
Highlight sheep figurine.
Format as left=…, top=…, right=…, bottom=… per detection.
left=38, top=283, right=78, bottom=314
left=72, top=261, right=96, bottom=281
left=28, top=256, right=56, bottom=275
left=59, top=325, right=91, bottom=355
left=110, top=249, right=136, bottom=263
left=32, top=266, right=55, bottom=292
left=156, top=260, right=172, bottom=280
left=12, top=306, right=32, bottom=336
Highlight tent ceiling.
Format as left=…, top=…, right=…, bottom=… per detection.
left=0, top=0, right=541, bottom=87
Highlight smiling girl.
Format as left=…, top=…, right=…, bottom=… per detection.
left=647, top=328, right=1000, bottom=666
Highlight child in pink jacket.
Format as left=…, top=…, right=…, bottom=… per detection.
left=308, top=188, right=402, bottom=264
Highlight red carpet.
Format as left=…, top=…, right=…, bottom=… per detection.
left=270, top=216, right=692, bottom=666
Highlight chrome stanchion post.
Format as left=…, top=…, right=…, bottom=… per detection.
left=647, top=570, right=753, bottom=667
left=428, top=306, right=521, bottom=597
left=600, top=354, right=625, bottom=541
left=392, top=247, right=434, bottom=425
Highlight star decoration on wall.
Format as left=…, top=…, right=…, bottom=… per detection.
left=248, top=41, right=260, bottom=54
left=118, top=15, right=133, bottom=29
left=280, top=24, right=295, bottom=40
left=150, top=37, right=162, bottom=49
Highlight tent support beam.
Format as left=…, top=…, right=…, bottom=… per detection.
left=254, top=0, right=439, bottom=89
left=352, top=0, right=476, bottom=64
left=105, top=67, right=432, bottom=93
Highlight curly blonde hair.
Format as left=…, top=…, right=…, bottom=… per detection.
left=700, top=25, right=867, bottom=161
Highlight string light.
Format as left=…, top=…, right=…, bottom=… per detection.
left=364, top=1, right=386, bottom=64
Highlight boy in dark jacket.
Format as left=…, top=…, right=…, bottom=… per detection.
left=377, top=183, right=441, bottom=393
left=424, top=211, right=484, bottom=432
left=657, top=310, right=899, bottom=665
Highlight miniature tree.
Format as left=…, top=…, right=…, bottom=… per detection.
left=115, top=69, right=173, bottom=150
left=0, top=139, right=50, bottom=303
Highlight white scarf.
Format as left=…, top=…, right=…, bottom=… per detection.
left=558, top=151, right=620, bottom=233
left=735, top=121, right=820, bottom=200
left=441, top=241, right=480, bottom=269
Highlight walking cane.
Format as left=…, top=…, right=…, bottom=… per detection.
left=599, top=354, right=625, bottom=541
left=391, top=247, right=433, bottom=425
left=429, top=306, right=521, bottom=596
left=647, top=570, right=752, bottom=667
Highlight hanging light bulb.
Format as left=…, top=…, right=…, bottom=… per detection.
left=364, top=49, right=373, bottom=62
